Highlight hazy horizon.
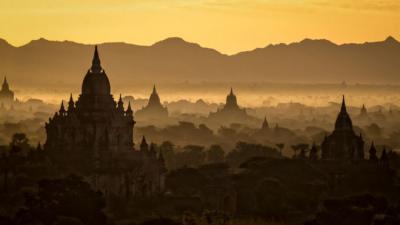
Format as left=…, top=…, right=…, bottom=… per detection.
left=1, top=0, right=399, bottom=54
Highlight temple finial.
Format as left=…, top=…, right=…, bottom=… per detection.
left=2, top=76, right=9, bottom=90
left=153, top=84, right=157, bottom=94
left=341, top=95, right=347, bottom=113
left=126, top=101, right=133, bottom=115
left=91, top=45, right=102, bottom=73
left=59, top=101, right=66, bottom=113
left=68, top=94, right=75, bottom=112
left=230, top=87, right=233, bottom=95
left=140, top=136, right=148, bottom=151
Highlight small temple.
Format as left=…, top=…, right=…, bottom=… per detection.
left=0, top=77, right=14, bottom=105
left=135, top=85, right=168, bottom=121
left=208, top=88, right=255, bottom=126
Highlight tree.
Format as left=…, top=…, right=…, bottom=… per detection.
left=276, top=143, right=285, bottom=156
left=292, top=144, right=309, bottom=159
left=206, top=145, right=225, bottom=163
left=15, top=175, right=107, bottom=225
left=10, top=133, right=30, bottom=152
left=160, top=141, right=176, bottom=170
left=166, top=167, right=207, bottom=196
left=255, top=177, right=287, bottom=216
left=177, top=145, right=206, bottom=167
left=309, top=143, right=319, bottom=161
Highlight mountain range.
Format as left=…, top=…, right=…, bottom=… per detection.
left=0, top=36, right=399, bottom=87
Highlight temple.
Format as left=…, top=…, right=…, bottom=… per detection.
left=321, top=96, right=364, bottom=161
left=44, top=46, right=166, bottom=198
left=135, top=85, right=168, bottom=121
left=0, top=77, right=14, bottom=105
left=261, top=116, right=270, bottom=130
left=208, top=88, right=255, bottom=125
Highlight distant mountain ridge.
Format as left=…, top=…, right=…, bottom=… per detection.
left=0, top=36, right=399, bottom=87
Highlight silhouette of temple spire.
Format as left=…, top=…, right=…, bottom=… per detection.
left=126, top=101, right=133, bottom=116
left=2, top=76, right=9, bottom=91
left=91, top=45, right=102, bottom=73
left=225, top=87, right=238, bottom=108
left=334, top=95, right=353, bottom=131
left=262, top=116, right=269, bottom=129
left=68, top=94, right=75, bottom=112
left=340, top=95, right=347, bottom=113
left=59, top=101, right=66, bottom=114
left=152, top=84, right=157, bottom=94
left=117, top=94, right=124, bottom=111
left=140, top=136, right=148, bottom=151
left=148, top=84, right=162, bottom=107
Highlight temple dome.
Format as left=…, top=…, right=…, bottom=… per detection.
left=81, top=46, right=111, bottom=95
left=82, top=71, right=110, bottom=95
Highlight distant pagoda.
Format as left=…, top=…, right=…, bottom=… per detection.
left=135, top=85, right=168, bottom=120
left=208, top=88, right=255, bottom=126
left=321, top=96, right=364, bottom=161
left=0, top=77, right=14, bottom=104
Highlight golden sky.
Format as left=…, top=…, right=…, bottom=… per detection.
left=1, top=0, right=399, bottom=54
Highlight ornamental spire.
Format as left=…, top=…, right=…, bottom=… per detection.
left=152, top=84, right=157, bottom=94
left=59, top=101, right=66, bottom=114
left=2, top=76, right=9, bottom=90
left=68, top=94, right=75, bottom=111
left=340, top=95, right=347, bottom=113
left=91, top=45, right=102, bottom=73
left=117, top=94, right=124, bottom=111
left=140, top=136, right=148, bottom=151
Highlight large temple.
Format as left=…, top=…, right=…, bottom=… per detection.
left=44, top=46, right=166, bottom=198
left=321, top=96, right=364, bottom=161
left=0, top=77, right=14, bottom=105
left=135, top=85, right=168, bottom=121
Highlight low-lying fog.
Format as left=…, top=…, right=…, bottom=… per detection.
left=2, top=82, right=400, bottom=156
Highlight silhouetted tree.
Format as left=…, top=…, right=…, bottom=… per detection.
left=166, top=167, right=207, bottom=196
left=309, top=143, right=318, bottom=161
left=227, top=142, right=280, bottom=166
left=10, top=133, right=30, bottom=153
left=292, top=144, right=308, bottom=159
left=206, top=145, right=225, bottom=164
left=15, top=175, right=107, bottom=225
left=140, top=217, right=182, bottom=225
left=178, top=145, right=206, bottom=167
left=276, top=143, right=285, bottom=156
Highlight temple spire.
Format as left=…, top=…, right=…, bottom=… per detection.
left=91, top=45, right=102, bottom=73
left=340, top=95, right=347, bottom=113
left=68, top=94, right=75, bottom=112
left=152, top=84, right=157, bottom=94
left=117, top=94, right=124, bottom=111
left=262, top=116, right=269, bottom=129
left=230, top=87, right=233, bottom=95
left=140, top=136, right=148, bottom=151
left=2, top=76, right=9, bottom=90
left=59, top=101, right=66, bottom=114
left=126, top=101, right=133, bottom=116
